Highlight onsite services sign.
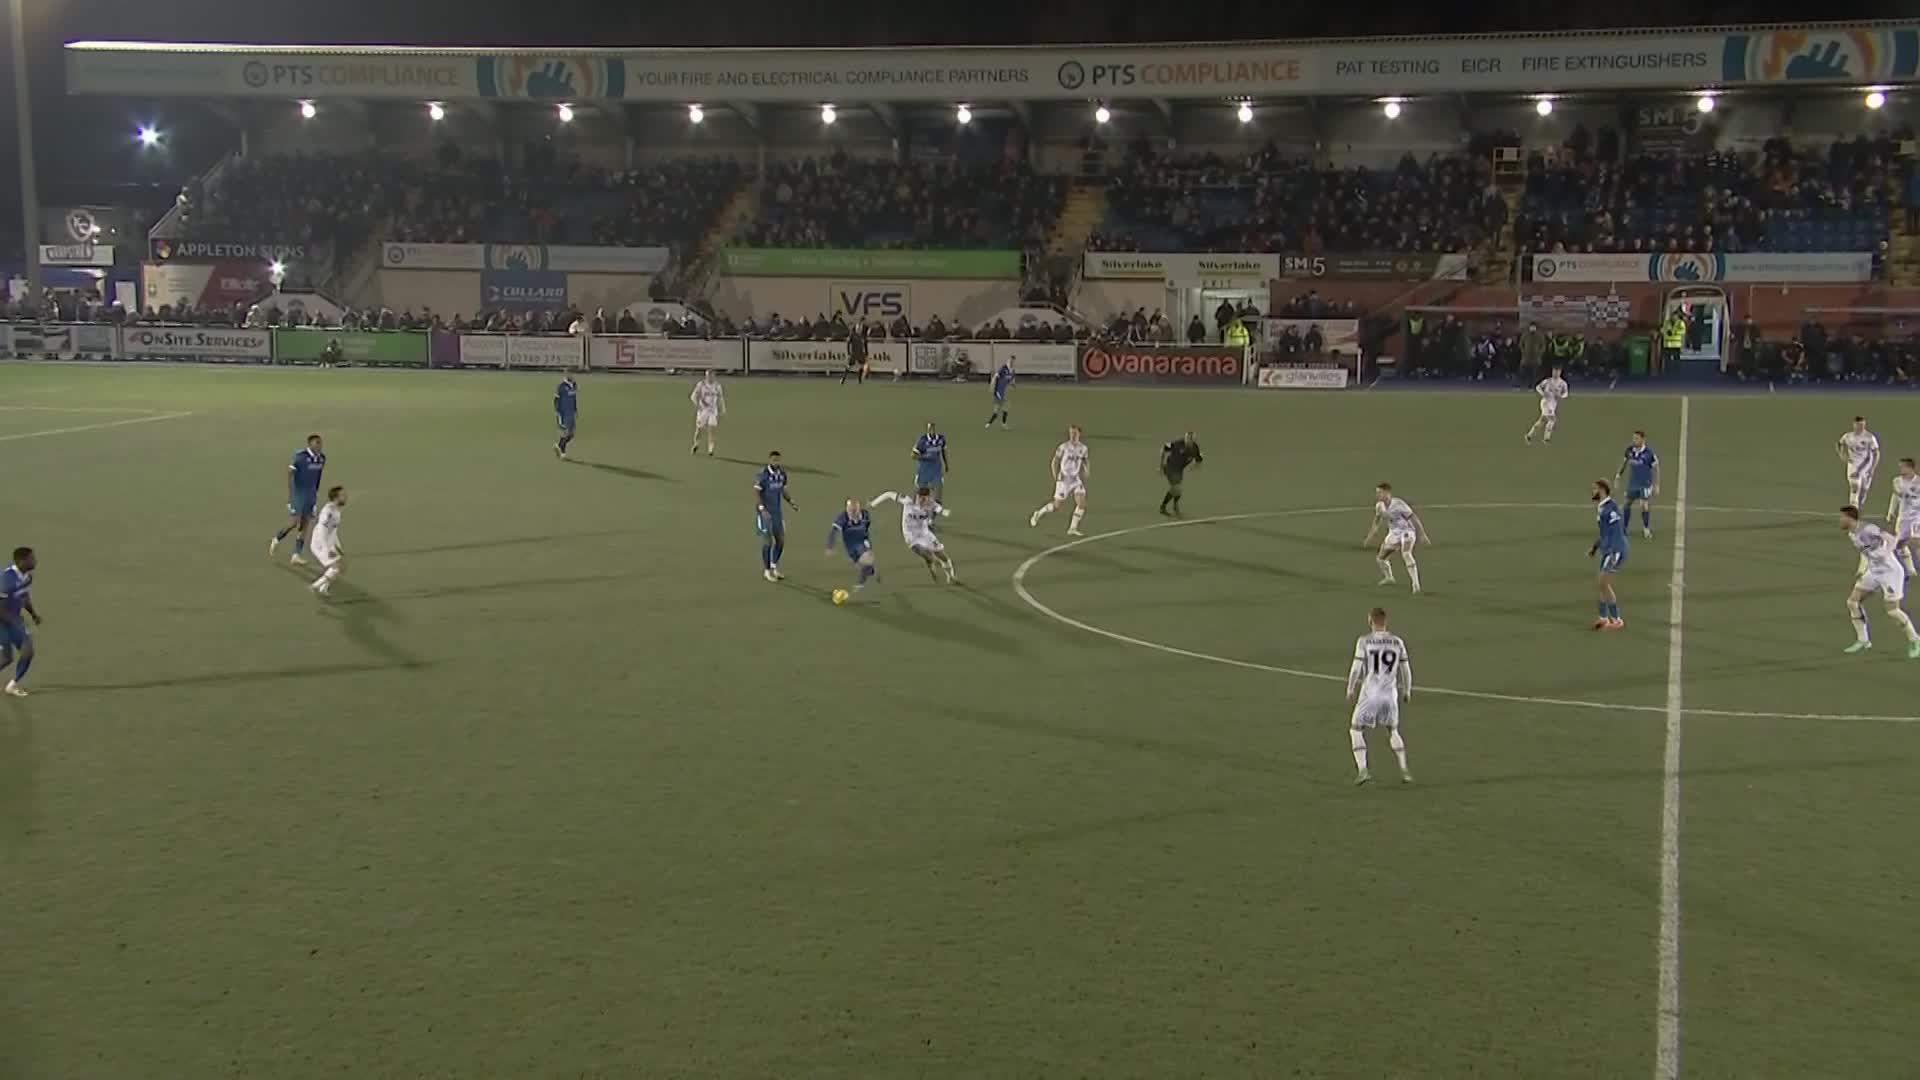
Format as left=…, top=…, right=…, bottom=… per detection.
left=382, top=242, right=670, bottom=275
left=149, top=239, right=307, bottom=263
left=589, top=336, right=744, bottom=372
left=123, top=325, right=273, bottom=362
left=1278, top=253, right=1471, bottom=280
left=1083, top=252, right=1279, bottom=283
left=1076, top=343, right=1243, bottom=385
left=1531, top=251, right=1874, bottom=283
left=69, top=26, right=1920, bottom=102
left=1256, top=366, right=1351, bottom=389
left=722, top=248, right=1020, bottom=279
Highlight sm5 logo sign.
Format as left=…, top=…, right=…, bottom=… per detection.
left=831, top=283, right=910, bottom=322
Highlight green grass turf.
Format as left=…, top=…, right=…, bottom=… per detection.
left=0, top=363, right=1914, bottom=1078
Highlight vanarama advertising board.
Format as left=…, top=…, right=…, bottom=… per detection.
left=1076, top=343, right=1243, bottom=385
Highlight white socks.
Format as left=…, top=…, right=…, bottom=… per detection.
left=1069, top=508, right=1085, bottom=532
left=1544, top=417, right=1558, bottom=440
left=1376, top=558, right=1395, bottom=582
left=1849, top=599, right=1871, bottom=643
left=1903, top=548, right=1918, bottom=576
left=1891, top=607, right=1920, bottom=644
left=1350, top=729, right=1368, bottom=771
left=1389, top=730, right=1409, bottom=775
left=1404, top=556, right=1422, bottom=592
left=1034, top=502, right=1055, bottom=519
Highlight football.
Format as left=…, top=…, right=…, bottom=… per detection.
left=831, top=588, right=850, bottom=606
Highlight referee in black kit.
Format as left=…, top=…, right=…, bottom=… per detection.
left=1158, top=431, right=1203, bottom=516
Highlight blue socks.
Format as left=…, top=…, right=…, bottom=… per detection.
left=13, top=653, right=30, bottom=682
left=761, top=541, right=774, bottom=570
left=1597, top=600, right=1621, bottom=620
left=771, top=536, right=786, bottom=565
left=1642, top=509, right=1652, bottom=530
left=275, top=525, right=295, bottom=541
left=857, top=564, right=876, bottom=586
left=558, top=432, right=574, bottom=452
left=294, top=535, right=306, bottom=555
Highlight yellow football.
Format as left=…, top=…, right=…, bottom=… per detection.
left=831, top=589, right=850, bottom=606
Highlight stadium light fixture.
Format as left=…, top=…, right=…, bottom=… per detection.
left=820, top=103, right=837, bottom=125
left=1864, top=89, right=1887, bottom=110
left=298, top=100, right=316, bottom=120
left=427, top=102, right=445, bottom=122
left=688, top=103, right=704, bottom=125
left=1694, top=92, right=1716, bottom=114
left=268, top=259, right=286, bottom=280
left=1236, top=101, right=1253, bottom=124
left=136, top=124, right=161, bottom=147
left=556, top=103, right=575, bottom=124
left=1382, top=100, right=1402, bottom=120
left=956, top=104, right=972, bottom=126
left=1534, top=97, right=1554, bottom=117
left=1094, top=104, right=1111, bottom=125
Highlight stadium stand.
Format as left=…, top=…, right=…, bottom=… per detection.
left=744, top=156, right=1067, bottom=250
left=1088, top=148, right=1505, bottom=254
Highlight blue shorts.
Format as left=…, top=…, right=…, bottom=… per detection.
left=916, top=469, right=943, bottom=489
left=1599, top=547, right=1629, bottom=574
left=291, top=493, right=318, bottom=519
left=993, top=389, right=1008, bottom=403
left=557, top=413, right=576, bottom=432
left=756, top=512, right=784, bottom=538
left=1627, top=486, right=1653, bottom=502
left=0, top=620, right=27, bottom=650
left=844, top=540, right=871, bottom=562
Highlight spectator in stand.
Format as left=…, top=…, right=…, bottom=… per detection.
left=1186, top=314, right=1206, bottom=344
left=746, top=157, right=1065, bottom=250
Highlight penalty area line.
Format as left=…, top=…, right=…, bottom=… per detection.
left=0, top=410, right=194, bottom=442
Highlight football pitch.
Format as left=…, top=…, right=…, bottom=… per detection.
left=0, top=362, right=1914, bottom=1079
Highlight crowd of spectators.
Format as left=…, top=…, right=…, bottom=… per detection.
left=1389, top=316, right=1631, bottom=382
left=176, top=147, right=746, bottom=269
left=1091, top=146, right=1504, bottom=255
left=1726, top=316, right=1920, bottom=384
left=745, top=155, right=1067, bottom=250
left=1516, top=130, right=1916, bottom=273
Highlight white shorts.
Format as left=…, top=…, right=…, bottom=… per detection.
left=1053, top=478, right=1086, bottom=501
left=695, top=408, right=719, bottom=429
left=1539, top=402, right=1559, bottom=417
left=309, top=542, right=341, bottom=569
left=906, top=532, right=944, bottom=555
left=1850, top=469, right=1875, bottom=498
left=1382, top=528, right=1417, bottom=552
left=1856, top=566, right=1906, bottom=601
left=1898, top=517, right=1920, bottom=545
left=1350, top=694, right=1401, bottom=731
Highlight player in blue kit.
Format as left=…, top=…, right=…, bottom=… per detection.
left=0, top=547, right=41, bottom=698
left=985, top=359, right=1014, bottom=429
left=1588, top=479, right=1629, bottom=631
left=825, top=498, right=880, bottom=593
left=269, top=434, right=327, bottom=565
left=912, top=421, right=950, bottom=503
left=1615, top=430, right=1660, bottom=539
left=553, top=375, right=579, bottom=459
left=754, top=451, right=798, bottom=582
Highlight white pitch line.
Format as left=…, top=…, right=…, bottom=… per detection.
left=0, top=410, right=193, bottom=442
left=1656, top=397, right=1690, bottom=1080
left=1011, top=502, right=1920, bottom=726
left=0, top=405, right=178, bottom=413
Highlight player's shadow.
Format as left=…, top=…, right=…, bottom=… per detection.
left=572, top=460, right=672, bottom=482
left=330, top=572, right=629, bottom=606
left=713, top=455, right=834, bottom=477
left=0, top=705, right=36, bottom=858
left=53, top=659, right=435, bottom=693
left=319, top=579, right=426, bottom=670
left=847, top=589, right=1020, bottom=657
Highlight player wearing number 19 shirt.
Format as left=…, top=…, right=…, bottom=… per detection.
left=1589, top=480, right=1629, bottom=631
left=1030, top=425, right=1090, bottom=536
left=1524, top=366, right=1569, bottom=445
left=1346, top=607, right=1412, bottom=786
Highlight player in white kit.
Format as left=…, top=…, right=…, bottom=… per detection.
left=1346, top=607, right=1413, bottom=785
left=690, top=370, right=726, bottom=456
left=1362, top=482, right=1430, bottom=594
left=1524, top=365, right=1569, bottom=445
left=1030, top=424, right=1090, bottom=536
left=872, top=487, right=956, bottom=583
left=1885, top=457, right=1920, bottom=576
left=1839, top=504, right=1920, bottom=658
left=1836, top=415, right=1881, bottom=506
left=307, top=486, right=348, bottom=596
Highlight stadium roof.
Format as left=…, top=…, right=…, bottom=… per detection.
left=65, top=22, right=1919, bottom=104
